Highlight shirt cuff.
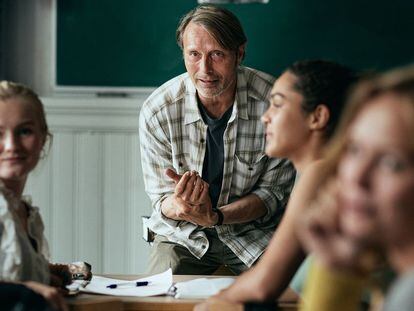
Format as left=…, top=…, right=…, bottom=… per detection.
left=251, top=188, right=279, bottom=224
left=159, top=206, right=180, bottom=228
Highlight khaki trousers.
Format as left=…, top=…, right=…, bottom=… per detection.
left=146, top=228, right=250, bottom=275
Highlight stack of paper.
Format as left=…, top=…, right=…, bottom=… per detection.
left=67, top=269, right=234, bottom=299
left=173, top=277, right=235, bottom=299
left=79, top=269, right=173, bottom=297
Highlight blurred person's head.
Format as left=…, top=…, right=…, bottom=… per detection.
left=325, top=65, right=414, bottom=248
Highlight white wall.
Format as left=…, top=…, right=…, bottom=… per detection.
left=4, top=1, right=155, bottom=274
left=25, top=97, right=153, bottom=274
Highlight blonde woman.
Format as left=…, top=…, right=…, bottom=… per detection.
left=299, top=65, right=414, bottom=311
left=0, top=81, right=67, bottom=310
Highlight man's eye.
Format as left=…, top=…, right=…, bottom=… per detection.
left=211, top=51, right=224, bottom=59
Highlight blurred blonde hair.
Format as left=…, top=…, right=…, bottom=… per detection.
left=323, top=64, right=414, bottom=177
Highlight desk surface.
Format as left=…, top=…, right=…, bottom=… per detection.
left=67, top=275, right=297, bottom=311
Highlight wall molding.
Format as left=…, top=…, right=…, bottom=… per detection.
left=42, top=96, right=150, bottom=133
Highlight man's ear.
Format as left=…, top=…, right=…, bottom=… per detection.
left=237, top=43, right=246, bottom=65
left=309, top=104, right=330, bottom=131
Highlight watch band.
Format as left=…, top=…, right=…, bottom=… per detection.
left=214, top=208, right=224, bottom=226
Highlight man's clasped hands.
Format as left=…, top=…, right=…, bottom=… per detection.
left=161, top=169, right=219, bottom=228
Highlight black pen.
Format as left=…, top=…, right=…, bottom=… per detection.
left=106, top=281, right=150, bottom=289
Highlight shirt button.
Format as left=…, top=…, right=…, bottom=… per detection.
left=201, top=245, right=206, bottom=249
left=200, top=138, right=205, bottom=143
left=178, top=162, right=183, bottom=167
left=248, top=167, right=253, bottom=171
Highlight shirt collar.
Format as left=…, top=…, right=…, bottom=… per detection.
left=235, top=67, right=249, bottom=120
left=184, top=75, right=203, bottom=125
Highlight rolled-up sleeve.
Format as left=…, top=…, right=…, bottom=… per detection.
left=252, top=157, right=296, bottom=224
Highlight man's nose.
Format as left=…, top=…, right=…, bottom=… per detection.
left=200, top=55, right=213, bottom=74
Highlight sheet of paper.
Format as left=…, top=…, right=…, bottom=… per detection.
left=173, top=277, right=235, bottom=299
left=79, top=268, right=173, bottom=297
left=66, top=279, right=90, bottom=294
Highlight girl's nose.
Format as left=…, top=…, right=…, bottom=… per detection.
left=3, top=132, right=20, bottom=152
left=261, top=108, right=271, bottom=124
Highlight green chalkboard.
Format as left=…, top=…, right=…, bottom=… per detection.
left=57, top=0, right=414, bottom=88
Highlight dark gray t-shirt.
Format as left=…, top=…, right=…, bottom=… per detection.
left=198, top=102, right=233, bottom=210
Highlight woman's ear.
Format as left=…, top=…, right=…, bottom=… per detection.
left=41, top=134, right=47, bottom=149
left=309, top=104, right=330, bottom=131
left=39, top=134, right=48, bottom=158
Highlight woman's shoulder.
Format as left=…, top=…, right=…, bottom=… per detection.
left=302, top=159, right=329, bottom=178
left=287, top=160, right=329, bottom=215
left=295, top=160, right=329, bottom=192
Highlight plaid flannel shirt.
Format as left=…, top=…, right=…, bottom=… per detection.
left=139, top=66, right=295, bottom=267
